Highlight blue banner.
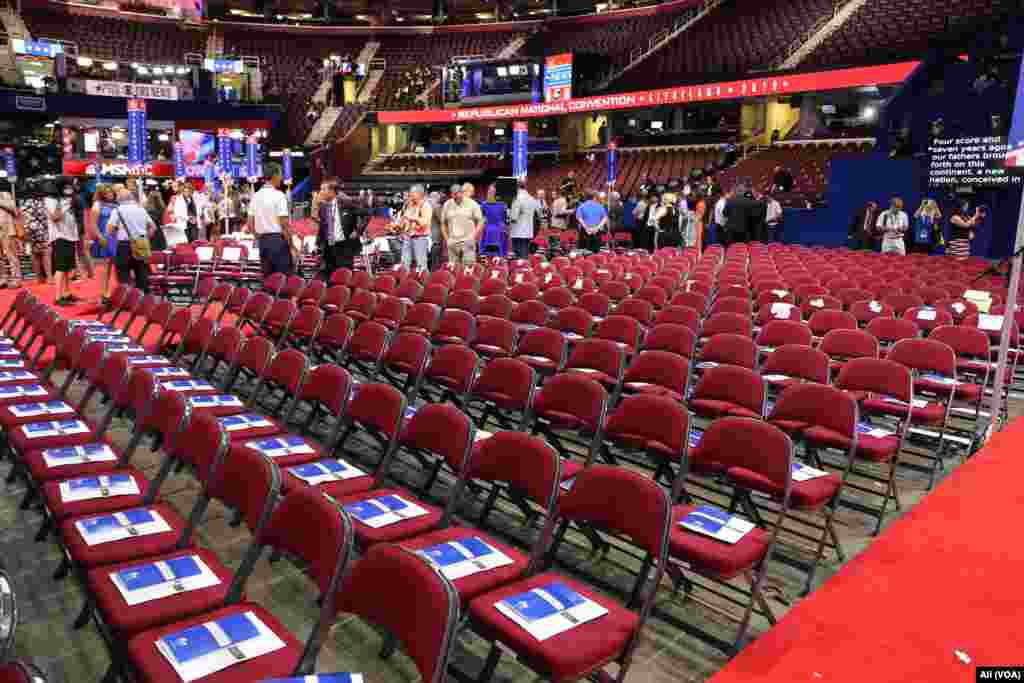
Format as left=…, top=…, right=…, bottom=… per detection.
left=217, top=129, right=232, bottom=176
left=282, top=149, right=292, bottom=183
left=174, top=142, right=186, bottom=180
left=246, top=136, right=259, bottom=179
left=2, top=148, right=16, bottom=179
left=1007, top=54, right=1024, bottom=174
left=512, top=121, right=528, bottom=180
left=127, top=99, right=147, bottom=168
left=607, top=141, right=617, bottom=186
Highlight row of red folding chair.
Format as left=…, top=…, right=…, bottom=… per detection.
left=18, top=303, right=712, bottom=683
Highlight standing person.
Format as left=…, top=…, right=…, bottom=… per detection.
left=509, top=181, right=539, bottom=259
left=86, top=184, right=119, bottom=305
left=723, top=182, right=765, bottom=246
left=248, top=163, right=296, bottom=276
left=849, top=200, right=879, bottom=251
left=948, top=199, right=985, bottom=260
left=21, top=182, right=50, bottom=284
left=70, top=181, right=94, bottom=282
left=105, top=186, right=155, bottom=292
left=692, top=191, right=707, bottom=253
left=144, top=186, right=168, bottom=252
left=550, top=188, right=569, bottom=236
left=176, top=183, right=200, bottom=243
left=641, top=192, right=667, bottom=252
left=764, top=193, right=783, bottom=242
left=44, top=179, right=80, bottom=305
left=911, top=199, right=943, bottom=254
left=0, top=190, right=21, bottom=288
left=441, top=183, right=484, bottom=266
left=394, top=184, right=432, bottom=273
left=772, top=165, right=793, bottom=193
left=876, top=197, right=909, bottom=255
left=428, top=190, right=445, bottom=271
left=575, top=190, right=608, bottom=253
left=632, top=192, right=649, bottom=249
left=479, top=185, right=508, bottom=257
left=709, top=190, right=728, bottom=248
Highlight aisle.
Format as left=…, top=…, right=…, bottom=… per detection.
left=710, top=417, right=1024, bottom=683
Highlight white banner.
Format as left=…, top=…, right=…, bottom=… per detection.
left=83, top=80, right=179, bottom=101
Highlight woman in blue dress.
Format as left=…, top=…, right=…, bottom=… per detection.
left=479, top=185, right=508, bottom=257
left=86, top=183, right=118, bottom=305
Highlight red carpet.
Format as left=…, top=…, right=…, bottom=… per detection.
left=711, top=420, right=1024, bottom=682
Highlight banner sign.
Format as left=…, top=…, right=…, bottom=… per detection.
left=380, top=61, right=921, bottom=125
left=10, top=38, right=62, bottom=58
left=1, top=148, right=15, bottom=179
left=174, top=142, right=186, bottom=180
left=544, top=53, right=573, bottom=104
left=1006, top=54, right=1024, bottom=173
left=127, top=98, right=147, bottom=168
left=62, top=160, right=176, bottom=177
left=204, top=58, right=244, bottom=74
left=217, top=128, right=232, bottom=176
left=84, top=80, right=178, bottom=100
left=607, top=141, right=617, bottom=186
left=282, top=149, right=292, bottom=183
left=512, top=121, right=528, bottom=180
left=246, top=135, right=260, bottom=179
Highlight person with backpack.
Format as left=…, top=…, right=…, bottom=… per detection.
left=911, top=199, right=943, bottom=254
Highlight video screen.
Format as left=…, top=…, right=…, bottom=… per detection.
left=178, top=130, right=216, bottom=176
left=544, top=53, right=573, bottom=104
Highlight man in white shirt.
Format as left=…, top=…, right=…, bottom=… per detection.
left=765, top=194, right=783, bottom=242
left=45, top=180, right=80, bottom=305
left=441, top=183, right=484, bottom=265
left=248, top=163, right=295, bottom=275
left=106, top=187, right=156, bottom=292
left=711, top=192, right=728, bottom=246
left=549, top=190, right=569, bottom=231
left=876, top=196, right=909, bottom=255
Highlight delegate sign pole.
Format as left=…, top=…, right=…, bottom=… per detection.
left=985, top=52, right=1024, bottom=441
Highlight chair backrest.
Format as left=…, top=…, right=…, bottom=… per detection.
left=566, top=338, right=625, bottom=381
left=654, top=305, right=700, bottom=331
left=242, top=291, right=275, bottom=323
left=471, top=358, right=536, bottom=421
left=770, top=382, right=858, bottom=443
left=534, top=373, right=608, bottom=436
left=761, top=344, right=829, bottom=384
left=558, top=465, right=671, bottom=560
left=261, top=348, right=310, bottom=398
left=835, top=357, right=913, bottom=402
left=808, top=309, right=858, bottom=336
left=690, top=417, right=794, bottom=506
left=335, top=544, right=459, bottom=683
left=403, top=402, right=475, bottom=480
left=623, top=350, right=690, bottom=396
left=757, top=320, right=813, bottom=348
left=479, top=294, right=513, bottom=319
left=605, top=394, right=689, bottom=479
left=178, top=316, right=218, bottom=358
left=467, top=431, right=560, bottom=528
left=865, top=317, right=920, bottom=345
left=173, top=410, right=230, bottom=486
left=928, top=324, right=990, bottom=360
left=693, top=365, right=765, bottom=415
left=510, top=300, right=549, bottom=326
left=293, top=363, right=353, bottom=418
left=887, top=338, right=957, bottom=377
left=348, top=381, right=407, bottom=441
left=702, top=312, right=752, bottom=338
left=232, top=336, right=275, bottom=381
left=820, top=328, right=879, bottom=360
left=594, top=315, right=642, bottom=349
left=425, top=344, right=480, bottom=394
left=699, top=332, right=758, bottom=369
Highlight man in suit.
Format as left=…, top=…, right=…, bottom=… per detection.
left=722, top=182, right=767, bottom=245
left=317, top=179, right=365, bottom=278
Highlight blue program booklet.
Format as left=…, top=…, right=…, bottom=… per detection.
left=504, top=583, right=586, bottom=622
left=345, top=495, right=406, bottom=521
left=689, top=429, right=703, bottom=448
left=679, top=505, right=755, bottom=544
left=79, top=508, right=155, bottom=536
left=262, top=675, right=363, bottom=683
left=117, top=556, right=203, bottom=592
left=162, top=612, right=261, bottom=664
left=421, top=537, right=493, bottom=566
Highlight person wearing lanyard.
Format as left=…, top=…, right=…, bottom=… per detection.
left=105, top=187, right=156, bottom=292
left=395, top=184, right=432, bottom=273
left=765, top=193, right=783, bottom=242
left=248, top=163, right=295, bottom=276
left=876, top=197, right=909, bottom=255
left=317, top=179, right=365, bottom=277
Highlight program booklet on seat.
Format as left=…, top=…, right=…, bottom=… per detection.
left=156, top=610, right=286, bottom=682
left=417, top=537, right=514, bottom=580
left=10, top=400, right=73, bottom=418
left=792, top=462, right=829, bottom=482
left=75, top=508, right=172, bottom=546
left=44, top=443, right=117, bottom=468
left=111, top=554, right=222, bottom=606
left=191, top=395, right=245, bottom=409
left=261, top=675, right=364, bottom=683
left=344, top=494, right=429, bottom=528
left=495, top=581, right=608, bottom=641
left=679, top=505, right=755, bottom=544
left=0, top=383, right=48, bottom=398
left=130, top=355, right=170, bottom=365
left=246, top=436, right=316, bottom=459
left=288, top=459, right=366, bottom=485
left=163, top=380, right=216, bottom=392
left=22, top=419, right=90, bottom=438
left=59, top=473, right=139, bottom=503
left=218, top=414, right=273, bottom=431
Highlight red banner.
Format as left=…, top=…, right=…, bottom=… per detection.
left=62, top=159, right=176, bottom=177
left=378, top=61, right=920, bottom=125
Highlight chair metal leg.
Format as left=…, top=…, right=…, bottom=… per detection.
left=72, top=595, right=95, bottom=629
left=53, top=556, right=71, bottom=581
left=34, top=517, right=53, bottom=543
left=477, top=644, right=502, bottom=683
